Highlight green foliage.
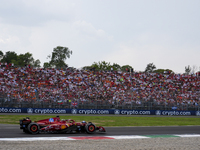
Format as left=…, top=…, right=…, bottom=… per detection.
left=185, top=65, right=191, bottom=75
left=84, top=61, right=112, bottom=71
left=1, top=49, right=179, bottom=74
left=1, top=51, right=18, bottom=64
left=153, top=69, right=173, bottom=74
left=121, top=65, right=133, bottom=72
left=94, top=61, right=111, bottom=70
left=112, top=63, right=121, bottom=70
left=48, top=46, right=72, bottom=68
left=0, top=51, right=40, bottom=67
left=0, top=50, right=3, bottom=60
left=81, top=66, right=92, bottom=70
left=145, top=63, right=156, bottom=72
left=23, top=52, right=34, bottom=65
left=82, top=61, right=133, bottom=72
left=16, top=52, right=34, bottom=66
left=43, top=62, right=51, bottom=68
left=91, top=62, right=100, bottom=70
left=33, top=59, right=41, bottom=67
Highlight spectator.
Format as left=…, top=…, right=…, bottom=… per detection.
left=0, top=62, right=199, bottom=110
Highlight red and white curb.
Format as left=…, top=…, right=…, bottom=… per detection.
left=0, top=134, right=200, bottom=141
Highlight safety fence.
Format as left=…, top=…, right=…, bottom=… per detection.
left=0, top=97, right=199, bottom=111
left=1, top=101, right=200, bottom=111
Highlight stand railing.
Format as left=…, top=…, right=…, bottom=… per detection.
left=0, top=97, right=199, bottom=111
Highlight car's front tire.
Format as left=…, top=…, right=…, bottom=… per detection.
left=85, top=123, right=96, bottom=134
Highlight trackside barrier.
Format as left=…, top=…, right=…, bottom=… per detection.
left=0, top=107, right=200, bottom=116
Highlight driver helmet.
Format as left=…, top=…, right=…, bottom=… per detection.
left=82, top=121, right=86, bottom=123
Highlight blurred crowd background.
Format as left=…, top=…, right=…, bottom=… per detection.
left=0, top=63, right=200, bottom=111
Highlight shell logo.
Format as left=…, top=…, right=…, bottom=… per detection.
left=61, top=125, right=66, bottom=129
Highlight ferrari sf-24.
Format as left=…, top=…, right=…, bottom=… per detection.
left=19, top=116, right=106, bottom=134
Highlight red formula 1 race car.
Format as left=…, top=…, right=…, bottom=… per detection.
left=19, top=116, right=106, bottom=134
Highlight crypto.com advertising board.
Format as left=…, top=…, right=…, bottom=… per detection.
left=0, top=107, right=200, bottom=116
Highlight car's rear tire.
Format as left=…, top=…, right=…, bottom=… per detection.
left=28, top=123, right=40, bottom=134
left=85, top=123, right=96, bottom=134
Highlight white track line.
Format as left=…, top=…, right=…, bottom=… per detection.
left=0, top=135, right=200, bottom=141
left=0, top=137, right=75, bottom=141
left=174, top=134, right=200, bottom=137
left=106, top=135, right=150, bottom=139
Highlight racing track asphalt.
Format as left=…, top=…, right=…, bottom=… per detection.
left=0, top=124, right=200, bottom=138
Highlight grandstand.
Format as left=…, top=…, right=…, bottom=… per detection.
left=0, top=63, right=199, bottom=111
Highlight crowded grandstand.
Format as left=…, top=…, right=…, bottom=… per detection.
left=0, top=63, right=199, bottom=111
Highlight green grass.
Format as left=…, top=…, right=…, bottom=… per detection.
left=0, top=115, right=200, bottom=126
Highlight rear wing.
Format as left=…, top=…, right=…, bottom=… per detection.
left=19, top=117, right=32, bottom=129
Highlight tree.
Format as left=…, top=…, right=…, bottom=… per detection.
left=82, top=66, right=92, bottom=71
left=90, top=61, right=111, bottom=71
left=191, top=65, right=197, bottom=74
left=82, top=62, right=133, bottom=72
left=112, top=63, right=121, bottom=71
left=17, top=52, right=34, bottom=66
left=48, top=46, right=72, bottom=68
left=0, top=50, right=3, bottom=60
left=43, top=62, right=51, bottom=68
left=33, top=59, right=41, bottom=68
left=121, top=65, right=133, bottom=72
left=145, top=63, right=156, bottom=72
left=185, top=65, right=191, bottom=75
left=90, top=62, right=100, bottom=70
left=1, top=51, right=40, bottom=67
left=98, top=61, right=111, bottom=70
left=1, top=51, right=18, bottom=64
left=23, top=52, right=34, bottom=65
left=153, top=69, right=173, bottom=74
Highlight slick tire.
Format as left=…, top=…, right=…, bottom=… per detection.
left=28, top=123, right=40, bottom=134
left=85, top=123, right=96, bottom=134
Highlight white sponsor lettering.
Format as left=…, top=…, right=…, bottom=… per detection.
left=0, top=108, right=21, bottom=113
left=78, top=109, right=109, bottom=114
left=121, top=110, right=151, bottom=115
left=33, top=109, right=66, bottom=114
left=159, top=111, right=191, bottom=116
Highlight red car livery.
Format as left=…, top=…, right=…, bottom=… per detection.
left=19, top=116, right=106, bottom=134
